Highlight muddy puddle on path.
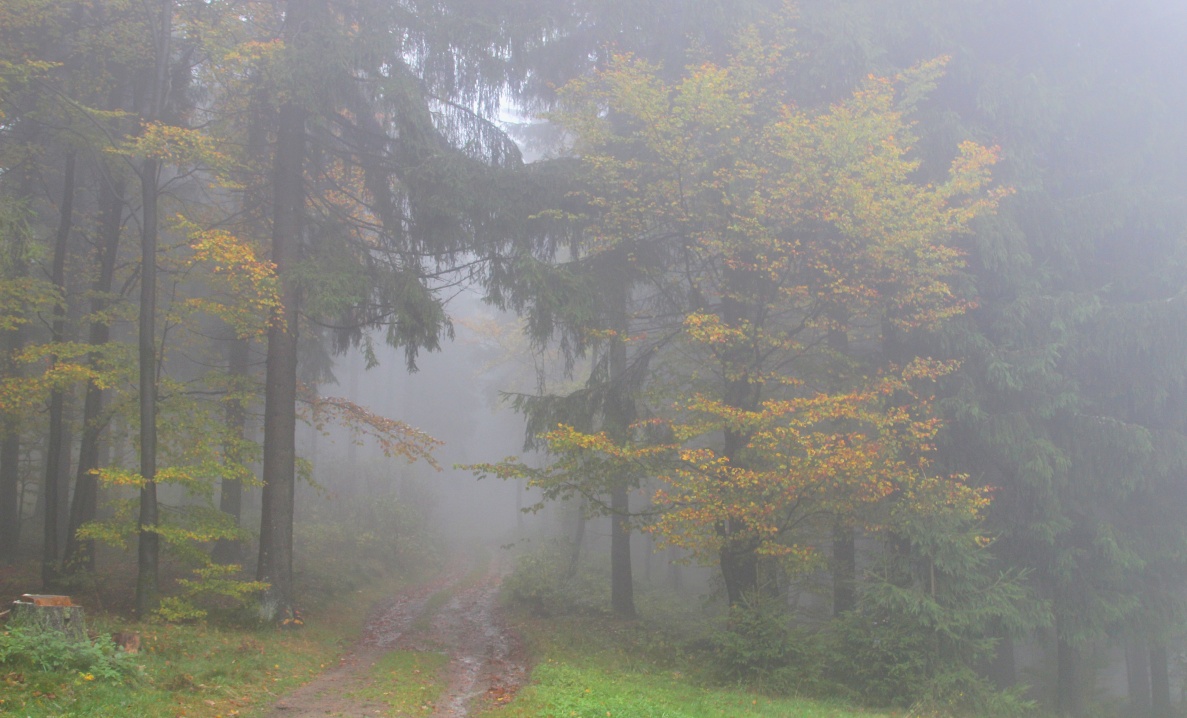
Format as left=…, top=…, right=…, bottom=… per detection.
left=266, top=559, right=527, bottom=718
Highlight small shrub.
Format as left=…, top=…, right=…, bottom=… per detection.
left=706, top=594, right=829, bottom=697
left=503, top=545, right=570, bottom=615
left=906, top=668, right=1037, bottom=717
left=156, top=561, right=270, bottom=622
left=0, top=624, right=137, bottom=683
left=502, top=543, right=607, bottom=616
left=712, top=593, right=795, bottom=682
left=818, top=609, right=930, bottom=707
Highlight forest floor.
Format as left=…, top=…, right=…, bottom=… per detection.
left=265, top=555, right=528, bottom=718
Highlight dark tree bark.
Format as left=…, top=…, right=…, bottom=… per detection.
left=719, top=531, right=759, bottom=606
left=832, top=521, right=856, bottom=615
left=63, top=173, right=125, bottom=573
left=1125, top=637, right=1152, bottom=717
left=0, top=332, right=23, bottom=562
left=515, top=478, right=524, bottom=532
left=257, top=0, right=311, bottom=619
left=609, top=483, right=634, bottom=618
left=42, top=151, right=77, bottom=588
left=989, top=632, right=1017, bottom=690
left=606, top=304, right=635, bottom=619
left=135, top=0, right=173, bottom=617
left=1056, top=636, right=1084, bottom=718
left=0, top=162, right=32, bottom=564
left=135, top=145, right=161, bottom=617
left=718, top=402, right=759, bottom=605
left=828, top=321, right=855, bottom=615
left=566, top=500, right=585, bottom=579
left=643, top=522, right=654, bottom=583
left=717, top=285, right=762, bottom=605
left=668, top=546, right=683, bottom=590
left=1150, top=642, right=1171, bottom=718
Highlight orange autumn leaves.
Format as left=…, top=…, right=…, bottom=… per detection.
left=528, top=361, right=990, bottom=568
left=651, top=361, right=990, bottom=566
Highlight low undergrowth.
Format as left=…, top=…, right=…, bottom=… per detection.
left=0, top=516, right=436, bottom=717
left=0, top=612, right=335, bottom=717
left=491, top=546, right=1041, bottom=718
left=485, top=611, right=892, bottom=718
left=0, top=563, right=410, bottom=717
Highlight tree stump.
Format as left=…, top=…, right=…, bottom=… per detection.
left=9, top=594, right=88, bottom=643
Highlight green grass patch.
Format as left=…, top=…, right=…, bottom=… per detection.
left=481, top=613, right=892, bottom=718
left=496, top=660, right=891, bottom=718
left=350, top=650, right=450, bottom=715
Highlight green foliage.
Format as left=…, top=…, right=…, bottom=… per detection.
left=501, top=542, right=607, bottom=617
left=294, top=485, right=444, bottom=605
left=814, top=608, right=1036, bottom=716
left=710, top=593, right=798, bottom=684
left=488, top=614, right=890, bottom=718
left=906, top=671, right=1037, bottom=718
left=819, top=610, right=930, bottom=708
left=0, top=542, right=415, bottom=716
left=0, top=624, right=137, bottom=683
left=76, top=498, right=265, bottom=623
left=155, top=562, right=270, bottom=623
left=524, top=663, right=702, bottom=718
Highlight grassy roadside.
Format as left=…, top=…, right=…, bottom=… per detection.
left=480, top=613, right=894, bottom=718
left=0, top=565, right=409, bottom=718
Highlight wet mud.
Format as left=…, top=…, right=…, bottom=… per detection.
left=266, top=559, right=527, bottom=717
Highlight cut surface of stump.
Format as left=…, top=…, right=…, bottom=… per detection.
left=10, top=594, right=88, bottom=643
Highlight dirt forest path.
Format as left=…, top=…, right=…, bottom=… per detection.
left=265, top=555, right=528, bottom=718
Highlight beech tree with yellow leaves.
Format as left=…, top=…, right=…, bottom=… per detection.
left=543, top=24, right=1003, bottom=603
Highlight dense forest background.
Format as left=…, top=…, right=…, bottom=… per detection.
left=2, top=1, right=1186, bottom=716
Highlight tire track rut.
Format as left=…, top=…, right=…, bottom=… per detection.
left=266, top=559, right=525, bottom=717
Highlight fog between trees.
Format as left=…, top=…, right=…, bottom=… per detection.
left=2, top=1, right=1187, bottom=716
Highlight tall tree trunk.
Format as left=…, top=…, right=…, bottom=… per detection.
left=1126, top=637, right=1152, bottom=717
left=828, top=321, right=855, bottom=615
left=1056, top=636, right=1083, bottom=718
left=212, top=335, right=249, bottom=564
left=0, top=329, right=23, bottom=562
left=136, top=146, right=161, bottom=616
left=718, top=414, right=759, bottom=605
left=515, top=477, right=524, bottom=532
left=717, top=287, right=761, bottom=605
left=566, top=499, right=585, bottom=579
left=1150, top=642, right=1171, bottom=718
left=64, top=174, right=125, bottom=573
left=832, top=521, right=856, bottom=615
left=0, top=161, right=32, bottom=564
left=989, top=631, right=1017, bottom=689
left=719, top=530, right=759, bottom=606
left=135, top=0, right=172, bottom=617
left=606, top=305, right=635, bottom=619
left=643, top=523, right=654, bottom=584
left=257, top=0, right=310, bottom=618
left=42, top=151, right=77, bottom=588
left=609, top=483, right=634, bottom=618
left=668, top=546, right=683, bottom=590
